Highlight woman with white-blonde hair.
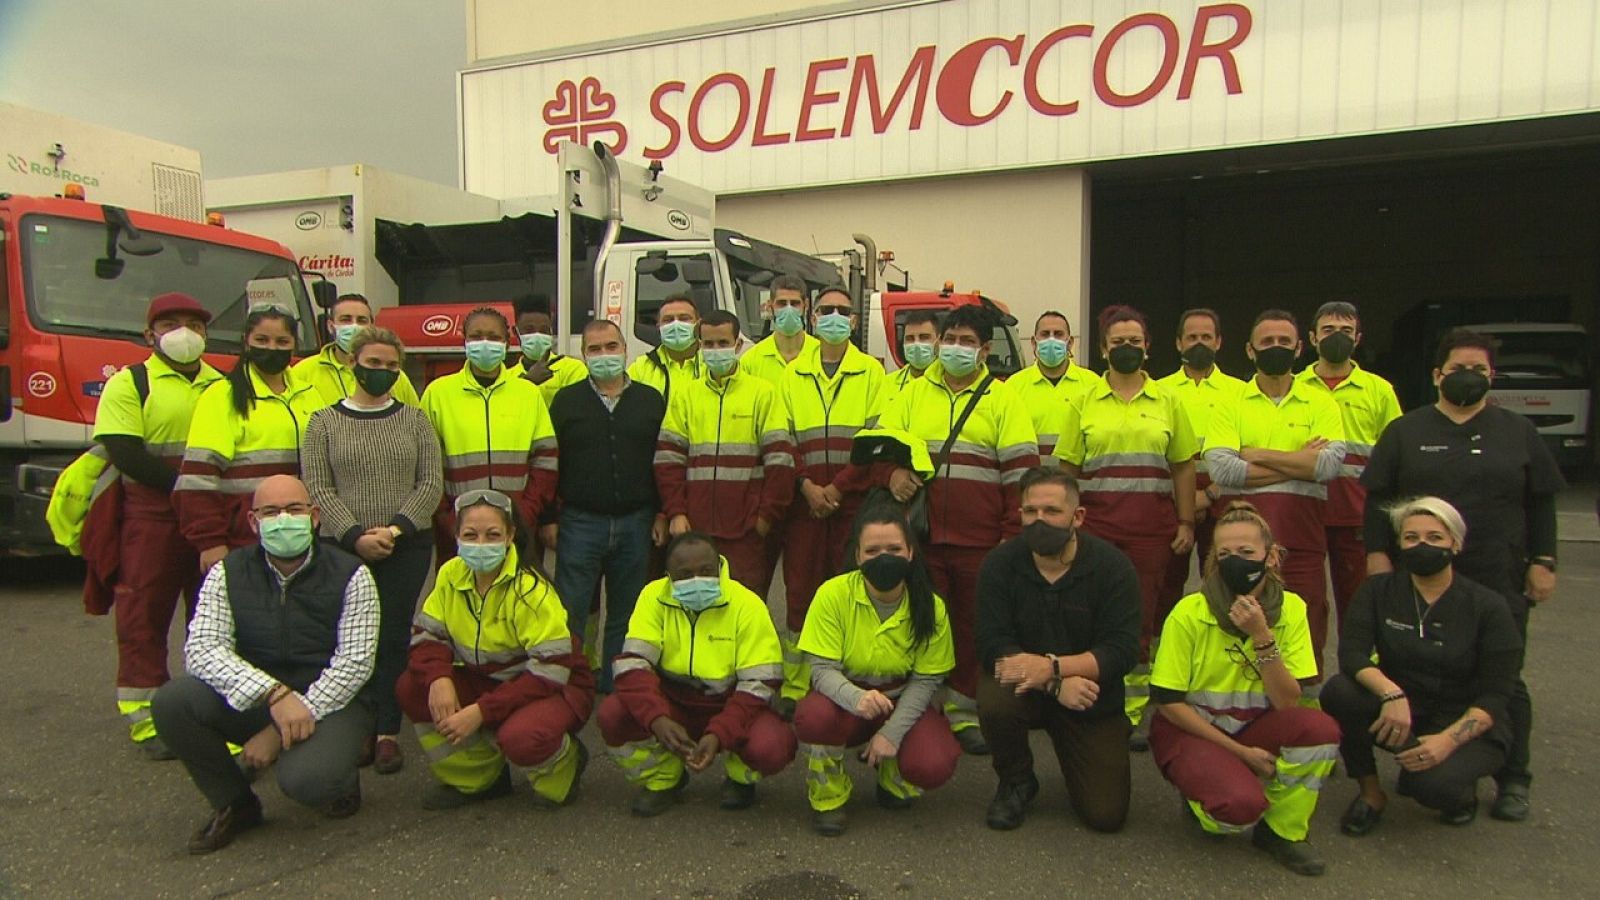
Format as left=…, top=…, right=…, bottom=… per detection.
left=1322, top=495, right=1523, bottom=835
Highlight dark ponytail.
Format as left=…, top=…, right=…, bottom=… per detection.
left=227, top=309, right=295, bottom=417
left=847, top=502, right=938, bottom=648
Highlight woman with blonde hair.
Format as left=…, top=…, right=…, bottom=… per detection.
left=1148, top=501, right=1340, bottom=877
left=1322, top=495, right=1522, bottom=833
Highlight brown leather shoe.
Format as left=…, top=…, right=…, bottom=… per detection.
left=373, top=737, right=404, bottom=775
left=323, top=784, right=362, bottom=819
left=187, top=794, right=263, bottom=855
left=356, top=735, right=376, bottom=768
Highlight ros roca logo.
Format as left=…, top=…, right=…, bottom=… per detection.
left=542, top=77, right=628, bottom=154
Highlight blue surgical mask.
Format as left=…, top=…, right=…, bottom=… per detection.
left=938, top=344, right=980, bottom=377
left=703, top=346, right=738, bottom=377
left=903, top=341, right=936, bottom=370
left=457, top=541, right=508, bottom=574
left=519, top=332, right=554, bottom=360
left=672, top=575, right=722, bottom=612
left=586, top=352, right=625, bottom=380
left=334, top=323, right=362, bottom=354
left=659, top=320, right=696, bottom=352
left=773, top=306, right=805, bottom=337
left=464, top=339, right=507, bottom=371
left=258, top=513, right=314, bottom=558
left=1035, top=338, right=1068, bottom=368
left=815, top=312, right=853, bottom=345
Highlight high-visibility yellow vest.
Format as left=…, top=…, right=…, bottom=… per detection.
left=1055, top=375, right=1198, bottom=532
left=412, top=544, right=573, bottom=683
left=614, top=560, right=783, bottom=696
left=796, top=570, right=954, bottom=693
left=508, top=353, right=589, bottom=408
left=779, top=342, right=886, bottom=478
left=628, top=348, right=703, bottom=407
left=420, top=363, right=557, bottom=500
left=93, top=353, right=224, bottom=470
left=1293, top=362, right=1403, bottom=524
left=291, top=344, right=420, bottom=408
left=1006, top=362, right=1097, bottom=458
left=741, top=333, right=817, bottom=387
left=1155, top=366, right=1248, bottom=475
left=177, top=365, right=322, bottom=496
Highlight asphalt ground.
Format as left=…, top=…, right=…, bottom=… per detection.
left=2, top=494, right=1597, bottom=899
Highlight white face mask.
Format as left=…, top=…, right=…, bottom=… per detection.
left=157, top=326, right=206, bottom=364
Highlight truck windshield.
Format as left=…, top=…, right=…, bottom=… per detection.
left=19, top=214, right=318, bottom=354
left=1488, top=331, right=1591, bottom=389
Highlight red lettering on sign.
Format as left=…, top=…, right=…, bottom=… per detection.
left=1093, top=14, right=1181, bottom=108
left=936, top=35, right=1025, bottom=127
left=689, top=73, right=751, bottom=152
left=842, top=47, right=936, bottom=137
left=644, top=81, right=686, bottom=160
left=1023, top=24, right=1093, bottom=116
left=796, top=57, right=849, bottom=142
left=1179, top=3, right=1252, bottom=99
left=752, top=68, right=792, bottom=146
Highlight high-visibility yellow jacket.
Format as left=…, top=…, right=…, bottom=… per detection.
left=880, top=365, right=926, bottom=407
left=654, top=367, right=795, bottom=537
left=1005, top=362, right=1098, bottom=458
left=798, top=570, right=954, bottom=692
left=291, top=344, right=421, bottom=409
left=780, top=342, right=886, bottom=496
left=420, top=363, right=558, bottom=530
left=408, top=544, right=592, bottom=726
left=628, top=348, right=703, bottom=407
left=1054, top=374, right=1198, bottom=542
left=94, top=353, right=224, bottom=474
left=874, top=361, right=1040, bottom=547
left=1294, top=363, right=1403, bottom=526
left=508, top=353, right=589, bottom=408
left=175, top=364, right=323, bottom=551
left=612, top=559, right=783, bottom=745
left=740, top=333, right=817, bottom=387
left=1155, top=366, right=1248, bottom=484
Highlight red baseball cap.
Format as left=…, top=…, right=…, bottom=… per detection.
left=146, top=292, right=212, bottom=326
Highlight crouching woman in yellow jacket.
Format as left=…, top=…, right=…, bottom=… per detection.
left=396, top=490, right=595, bottom=809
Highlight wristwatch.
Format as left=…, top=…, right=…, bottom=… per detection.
left=1530, top=556, right=1557, bottom=573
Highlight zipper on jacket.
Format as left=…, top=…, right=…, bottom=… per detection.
left=478, top=379, right=498, bottom=494
left=811, top=371, right=853, bottom=482
left=686, top=609, right=699, bottom=678
left=712, top=384, right=726, bottom=533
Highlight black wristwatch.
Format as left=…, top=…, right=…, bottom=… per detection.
left=1530, top=556, right=1557, bottom=573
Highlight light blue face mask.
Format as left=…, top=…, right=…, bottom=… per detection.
left=672, top=575, right=722, bottom=612
left=464, top=339, right=507, bottom=372
left=902, top=341, right=936, bottom=370
left=702, top=346, right=738, bottom=377
left=457, top=541, right=508, bottom=574
left=659, top=320, right=696, bottom=352
left=1035, top=337, right=1069, bottom=368
left=815, top=312, right=853, bottom=345
left=585, top=352, right=625, bottom=380
left=519, top=332, right=554, bottom=360
left=772, top=306, right=805, bottom=337
left=939, top=343, right=980, bottom=377
left=258, top=513, right=314, bottom=558
left=334, top=323, right=362, bottom=354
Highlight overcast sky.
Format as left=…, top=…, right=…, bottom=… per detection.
left=0, top=0, right=464, bottom=185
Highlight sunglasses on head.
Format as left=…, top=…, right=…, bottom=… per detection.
left=454, top=489, right=514, bottom=515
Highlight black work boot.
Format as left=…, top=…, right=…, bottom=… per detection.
left=1251, top=822, right=1326, bottom=876
left=985, top=772, right=1040, bottom=831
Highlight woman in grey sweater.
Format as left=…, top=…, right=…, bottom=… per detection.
left=303, top=327, right=443, bottom=775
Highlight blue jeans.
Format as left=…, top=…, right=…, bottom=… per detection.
left=554, top=506, right=654, bottom=693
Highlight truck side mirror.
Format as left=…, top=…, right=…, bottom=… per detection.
left=681, top=258, right=714, bottom=285
left=312, top=280, right=338, bottom=309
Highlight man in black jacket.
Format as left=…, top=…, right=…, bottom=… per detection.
left=976, top=467, right=1141, bottom=832
left=547, top=320, right=669, bottom=692
left=152, top=475, right=379, bottom=854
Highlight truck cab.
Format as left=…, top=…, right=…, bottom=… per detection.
left=1475, top=322, right=1593, bottom=470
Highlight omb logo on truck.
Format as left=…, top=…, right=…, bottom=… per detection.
left=422, top=315, right=456, bottom=337
left=666, top=210, right=691, bottom=231
left=541, top=77, right=628, bottom=154
left=295, top=211, right=323, bottom=230
left=27, top=371, right=58, bottom=398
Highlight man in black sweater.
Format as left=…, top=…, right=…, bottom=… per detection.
left=976, top=467, right=1141, bottom=833
left=548, top=320, right=669, bottom=692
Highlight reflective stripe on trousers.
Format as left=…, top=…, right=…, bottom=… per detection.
left=117, top=687, right=159, bottom=744
left=606, top=737, right=765, bottom=789
left=1124, top=664, right=1151, bottom=727
left=780, top=628, right=809, bottom=702
left=1187, top=742, right=1337, bottom=841
left=416, top=723, right=580, bottom=803
left=943, top=688, right=979, bottom=733
left=802, top=742, right=921, bottom=812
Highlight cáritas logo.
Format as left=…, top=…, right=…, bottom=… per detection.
left=542, top=77, right=628, bottom=154
left=7, top=153, right=101, bottom=187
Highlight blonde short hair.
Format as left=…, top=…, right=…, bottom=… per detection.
left=348, top=326, right=405, bottom=364
left=1389, top=496, right=1467, bottom=546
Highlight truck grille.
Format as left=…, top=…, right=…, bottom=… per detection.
left=151, top=162, right=204, bottom=221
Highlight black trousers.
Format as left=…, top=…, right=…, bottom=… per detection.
left=152, top=675, right=372, bottom=811
left=1501, top=591, right=1533, bottom=787
left=364, top=534, right=434, bottom=734
left=1320, top=674, right=1506, bottom=812
left=977, top=673, right=1131, bottom=832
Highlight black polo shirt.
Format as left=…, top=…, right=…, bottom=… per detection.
left=1362, top=405, right=1564, bottom=596
left=975, top=532, right=1141, bottom=718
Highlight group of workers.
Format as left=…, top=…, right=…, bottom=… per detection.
left=62, top=278, right=1563, bottom=875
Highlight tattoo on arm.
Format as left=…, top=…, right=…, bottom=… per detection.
left=1450, top=717, right=1481, bottom=746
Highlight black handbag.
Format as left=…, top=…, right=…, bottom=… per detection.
left=860, top=374, right=994, bottom=541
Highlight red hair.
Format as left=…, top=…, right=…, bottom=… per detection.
left=1097, top=304, right=1148, bottom=344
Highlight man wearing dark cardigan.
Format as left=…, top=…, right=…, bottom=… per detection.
left=547, top=320, right=669, bottom=692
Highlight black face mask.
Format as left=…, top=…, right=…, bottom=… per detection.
left=1439, top=369, right=1490, bottom=407
left=1219, top=554, right=1268, bottom=596
left=353, top=364, right=401, bottom=397
left=1181, top=344, right=1216, bottom=370
left=246, top=346, right=292, bottom=375
left=1317, top=332, right=1356, bottom=365
left=1107, top=345, right=1145, bottom=375
left=860, top=553, right=911, bottom=591
left=1398, top=543, right=1454, bottom=577
left=1252, top=345, right=1297, bottom=377
left=1023, top=520, right=1074, bottom=557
